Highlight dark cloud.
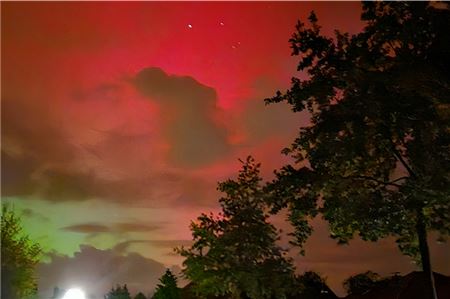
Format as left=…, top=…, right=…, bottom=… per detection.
left=38, top=245, right=167, bottom=299
left=1, top=79, right=217, bottom=206
left=62, top=222, right=163, bottom=234
left=146, top=239, right=193, bottom=248
left=2, top=161, right=145, bottom=204
left=62, top=224, right=111, bottom=233
left=1, top=94, right=96, bottom=202
left=1, top=151, right=40, bottom=197
left=114, top=222, right=162, bottom=233
left=133, top=67, right=231, bottom=167
left=2, top=136, right=183, bottom=205
left=1, top=96, right=77, bottom=199
left=112, top=239, right=193, bottom=255
left=1, top=64, right=181, bottom=205
left=36, top=169, right=100, bottom=201
left=1, top=97, right=76, bottom=165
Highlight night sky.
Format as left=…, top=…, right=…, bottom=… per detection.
left=2, top=2, right=449, bottom=298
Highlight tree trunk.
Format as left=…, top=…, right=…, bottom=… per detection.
left=416, top=210, right=438, bottom=299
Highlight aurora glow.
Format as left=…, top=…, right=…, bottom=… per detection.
left=2, top=2, right=449, bottom=298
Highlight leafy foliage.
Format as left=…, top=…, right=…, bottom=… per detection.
left=134, top=292, right=147, bottom=299
left=1, top=204, right=42, bottom=299
left=177, top=157, right=295, bottom=299
left=265, top=2, right=450, bottom=263
left=105, top=284, right=131, bottom=299
left=343, top=271, right=381, bottom=295
left=295, top=271, right=337, bottom=299
left=343, top=271, right=404, bottom=296
left=152, top=269, right=180, bottom=299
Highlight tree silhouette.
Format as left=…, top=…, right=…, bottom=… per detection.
left=152, top=269, right=180, bottom=299
left=295, top=271, right=337, bottom=299
left=178, top=157, right=295, bottom=299
left=1, top=204, right=42, bottom=299
left=265, top=2, right=449, bottom=299
left=343, top=271, right=380, bottom=296
left=134, top=292, right=147, bottom=299
left=343, top=271, right=404, bottom=296
left=105, top=284, right=131, bottom=299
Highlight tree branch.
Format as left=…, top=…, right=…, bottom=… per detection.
left=342, top=175, right=404, bottom=188
left=390, top=176, right=409, bottom=184
left=391, top=146, right=417, bottom=178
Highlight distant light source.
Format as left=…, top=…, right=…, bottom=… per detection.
left=62, top=288, right=86, bottom=299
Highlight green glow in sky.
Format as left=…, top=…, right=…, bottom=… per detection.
left=3, top=196, right=194, bottom=265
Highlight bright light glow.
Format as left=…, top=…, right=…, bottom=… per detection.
left=62, top=288, right=86, bottom=299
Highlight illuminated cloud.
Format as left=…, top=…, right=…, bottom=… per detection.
left=38, top=245, right=167, bottom=298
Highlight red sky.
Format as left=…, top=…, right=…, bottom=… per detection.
left=2, top=2, right=449, bottom=298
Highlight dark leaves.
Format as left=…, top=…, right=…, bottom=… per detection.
left=266, top=2, right=450, bottom=261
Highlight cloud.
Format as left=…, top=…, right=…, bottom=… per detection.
left=112, top=239, right=193, bottom=254
left=1, top=151, right=40, bottom=197
left=1, top=94, right=78, bottom=200
left=1, top=96, right=76, bottom=166
left=1, top=70, right=226, bottom=207
left=1, top=84, right=98, bottom=202
left=1, top=108, right=181, bottom=205
left=146, top=239, right=193, bottom=248
left=62, top=224, right=111, bottom=233
left=2, top=158, right=156, bottom=204
left=38, top=245, right=167, bottom=299
left=1, top=60, right=172, bottom=205
left=62, top=222, right=163, bottom=234
left=133, top=67, right=231, bottom=167
left=114, top=222, right=162, bottom=233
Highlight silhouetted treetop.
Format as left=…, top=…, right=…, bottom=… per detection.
left=152, top=269, right=180, bottom=299
left=343, top=271, right=381, bottom=296
left=1, top=204, right=42, bottom=299
left=265, top=2, right=449, bottom=299
left=105, top=284, right=131, bottom=299
left=178, top=157, right=296, bottom=299
left=134, top=292, right=147, bottom=299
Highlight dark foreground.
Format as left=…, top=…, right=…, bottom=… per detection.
left=180, top=272, right=450, bottom=299
left=343, top=272, right=450, bottom=299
